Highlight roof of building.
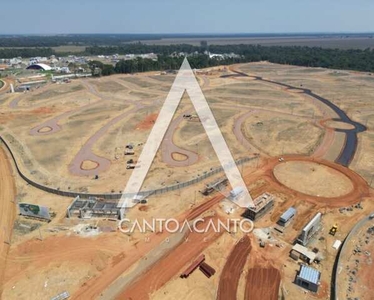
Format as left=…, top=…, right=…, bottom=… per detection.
left=292, top=244, right=317, bottom=262
left=248, top=193, right=274, bottom=212
left=279, top=207, right=296, bottom=222
left=298, top=265, right=320, bottom=284
left=333, top=240, right=342, bottom=250
left=26, top=63, right=52, bottom=71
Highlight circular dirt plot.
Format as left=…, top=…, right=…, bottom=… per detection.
left=273, top=161, right=353, bottom=197
left=37, top=126, right=53, bottom=133
left=321, top=119, right=356, bottom=130
left=80, top=160, right=99, bottom=170
left=171, top=152, right=188, bottom=161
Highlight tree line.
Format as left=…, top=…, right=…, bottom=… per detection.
left=1, top=44, right=374, bottom=73
left=88, top=44, right=374, bottom=75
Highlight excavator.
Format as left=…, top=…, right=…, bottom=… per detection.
left=329, top=224, right=338, bottom=236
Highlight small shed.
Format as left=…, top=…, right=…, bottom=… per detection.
left=291, top=244, right=317, bottom=264
left=277, top=207, right=296, bottom=226
left=295, top=265, right=321, bottom=293
left=332, top=240, right=342, bottom=250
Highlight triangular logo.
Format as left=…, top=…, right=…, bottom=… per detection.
left=118, top=58, right=253, bottom=215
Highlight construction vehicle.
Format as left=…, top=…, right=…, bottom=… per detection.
left=329, top=224, right=338, bottom=236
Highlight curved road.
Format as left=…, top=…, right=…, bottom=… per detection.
left=69, top=102, right=144, bottom=176
left=229, top=66, right=366, bottom=166
left=29, top=81, right=105, bottom=136
left=161, top=109, right=199, bottom=167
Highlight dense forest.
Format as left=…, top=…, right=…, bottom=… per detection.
left=87, top=44, right=374, bottom=74
left=2, top=43, right=374, bottom=73
left=0, top=48, right=55, bottom=59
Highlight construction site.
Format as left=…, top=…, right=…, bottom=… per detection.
left=1, top=60, right=374, bottom=300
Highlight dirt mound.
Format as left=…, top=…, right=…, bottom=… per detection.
left=245, top=267, right=281, bottom=300
left=217, top=236, right=252, bottom=300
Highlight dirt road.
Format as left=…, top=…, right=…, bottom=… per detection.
left=116, top=217, right=224, bottom=300
left=68, top=102, right=143, bottom=176
left=0, top=78, right=15, bottom=94
left=243, top=155, right=369, bottom=208
left=0, top=146, right=16, bottom=297
left=29, top=81, right=102, bottom=136
left=161, top=109, right=199, bottom=167
left=216, top=235, right=252, bottom=300
left=244, top=267, right=281, bottom=300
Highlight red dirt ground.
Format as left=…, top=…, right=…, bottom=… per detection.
left=244, top=267, right=281, bottom=300
left=71, top=194, right=225, bottom=300
left=31, top=107, right=55, bottom=114
left=136, top=113, right=158, bottom=130
left=117, top=216, right=224, bottom=300
left=243, top=155, right=370, bottom=208
left=216, top=235, right=252, bottom=300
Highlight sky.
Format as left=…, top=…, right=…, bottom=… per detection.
left=1, top=0, right=374, bottom=34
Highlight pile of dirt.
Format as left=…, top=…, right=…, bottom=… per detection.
left=217, top=236, right=252, bottom=300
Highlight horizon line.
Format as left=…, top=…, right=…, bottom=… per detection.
left=0, top=31, right=374, bottom=36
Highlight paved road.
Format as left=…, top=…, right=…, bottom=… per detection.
left=0, top=146, right=16, bottom=297
left=334, top=210, right=374, bottom=300
left=230, top=66, right=366, bottom=166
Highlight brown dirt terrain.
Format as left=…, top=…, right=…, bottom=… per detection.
left=244, top=267, right=281, bottom=300
left=136, top=113, right=158, bottom=130
left=0, top=146, right=16, bottom=297
left=273, top=160, right=354, bottom=197
left=116, top=217, right=224, bottom=300
left=2, top=62, right=374, bottom=300
left=216, top=236, right=252, bottom=300
left=70, top=193, right=225, bottom=300
left=251, top=156, right=370, bottom=208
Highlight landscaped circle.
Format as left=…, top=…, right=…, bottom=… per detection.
left=273, top=160, right=354, bottom=197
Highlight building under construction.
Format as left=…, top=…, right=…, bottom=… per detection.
left=66, top=196, right=121, bottom=219
left=201, top=177, right=228, bottom=196
left=297, top=212, right=322, bottom=246
left=242, top=193, right=275, bottom=221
